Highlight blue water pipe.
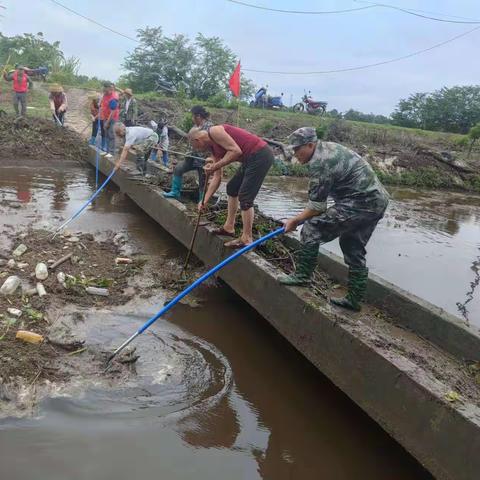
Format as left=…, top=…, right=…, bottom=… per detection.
left=51, top=166, right=117, bottom=238
left=107, top=226, right=286, bottom=363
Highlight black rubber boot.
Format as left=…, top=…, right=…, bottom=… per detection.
left=279, top=244, right=319, bottom=286
left=330, top=267, right=369, bottom=312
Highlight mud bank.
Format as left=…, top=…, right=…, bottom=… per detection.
left=88, top=148, right=480, bottom=480
left=0, top=227, right=148, bottom=416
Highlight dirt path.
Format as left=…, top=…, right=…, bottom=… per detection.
left=65, top=87, right=91, bottom=137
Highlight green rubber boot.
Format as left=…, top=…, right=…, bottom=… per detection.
left=279, top=244, right=319, bottom=286
left=330, top=267, right=369, bottom=312
left=163, top=176, right=182, bottom=199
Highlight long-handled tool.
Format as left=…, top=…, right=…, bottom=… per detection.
left=106, top=226, right=285, bottom=366
left=53, top=112, right=63, bottom=126
left=180, top=173, right=210, bottom=276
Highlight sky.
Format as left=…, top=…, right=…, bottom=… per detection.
left=1, top=0, right=480, bottom=115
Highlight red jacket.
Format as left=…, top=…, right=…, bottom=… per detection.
left=100, top=92, right=119, bottom=121
left=12, top=71, right=29, bottom=93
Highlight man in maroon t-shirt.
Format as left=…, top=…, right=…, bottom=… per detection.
left=189, top=124, right=274, bottom=247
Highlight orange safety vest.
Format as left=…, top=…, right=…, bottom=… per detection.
left=12, top=71, right=28, bottom=93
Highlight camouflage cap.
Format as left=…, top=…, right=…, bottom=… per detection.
left=288, top=127, right=317, bottom=148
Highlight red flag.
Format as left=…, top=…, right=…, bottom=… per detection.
left=229, top=61, right=241, bottom=97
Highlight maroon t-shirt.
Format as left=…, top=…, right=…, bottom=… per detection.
left=209, top=124, right=267, bottom=162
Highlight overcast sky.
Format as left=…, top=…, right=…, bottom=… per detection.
left=2, top=0, right=480, bottom=114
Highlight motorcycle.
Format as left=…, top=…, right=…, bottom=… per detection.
left=293, top=92, right=327, bottom=115
left=250, top=87, right=285, bottom=110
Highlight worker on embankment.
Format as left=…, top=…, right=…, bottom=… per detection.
left=100, top=82, right=120, bottom=154
left=89, top=93, right=100, bottom=145
left=149, top=118, right=170, bottom=167
left=3, top=65, right=32, bottom=117
left=119, top=88, right=138, bottom=126
left=113, top=123, right=158, bottom=174
left=280, top=127, right=389, bottom=312
left=189, top=124, right=274, bottom=247
left=163, top=105, right=213, bottom=202
left=48, top=84, right=67, bottom=125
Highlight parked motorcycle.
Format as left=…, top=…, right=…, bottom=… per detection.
left=250, top=87, right=285, bottom=110
left=293, top=92, right=327, bottom=115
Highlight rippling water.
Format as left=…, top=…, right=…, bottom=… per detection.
left=0, top=158, right=431, bottom=479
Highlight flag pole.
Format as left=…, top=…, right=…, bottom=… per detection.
left=237, top=60, right=241, bottom=126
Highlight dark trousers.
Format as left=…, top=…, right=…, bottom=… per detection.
left=174, top=156, right=206, bottom=194
left=91, top=119, right=99, bottom=138
left=301, top=204, right=387, bottom=268
left=226, top=146, right=274, bottom=210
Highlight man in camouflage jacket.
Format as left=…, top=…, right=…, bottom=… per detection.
left=280, top=127, right=389, bottom=312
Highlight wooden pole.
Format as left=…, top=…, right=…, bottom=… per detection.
left=180, top=174, right=210, bottom=275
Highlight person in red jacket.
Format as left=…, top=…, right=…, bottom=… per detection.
left=189, top=124, right=274, bottom=247
left=3, top=65, right=32, bottom=117
left=99, top=81, right=120, bottom=154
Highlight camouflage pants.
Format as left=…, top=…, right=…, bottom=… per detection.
left=300, top=203, right=387, bottom=268
left=132, top=133, right=158, bottom=173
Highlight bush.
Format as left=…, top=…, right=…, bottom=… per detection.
left=315, top=124, right=328, bottom=139
left=206, top=92, right=237, bottom=109
left=181, top=113, right=194, bottom=132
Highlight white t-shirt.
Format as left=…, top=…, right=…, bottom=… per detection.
left=125, top=126, right=154, bottom=146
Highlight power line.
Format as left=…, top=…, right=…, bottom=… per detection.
left=360, top=1, right=480, bottom=24
left=47, top=0, right=480, bottom=77
left=228, top=0, right=480, bottom=24
left=226, top=0, right=375, bottom=15
left=243, top=25, right=480, bottom=75
left=354, top=0, right=480, bottom=22
left=49, top=0, right=139, bottom=43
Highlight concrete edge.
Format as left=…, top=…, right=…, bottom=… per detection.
left=280, top=223, right=480, bottom=363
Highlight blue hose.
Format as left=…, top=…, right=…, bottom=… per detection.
left=140, top=226, right=284, bottom=333
left=52, top=166, right=117, bottom=237
left=107, top=226, right=286, bottom=361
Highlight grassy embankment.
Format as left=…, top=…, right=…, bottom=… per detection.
left=136, top=92, right=480, bottom=192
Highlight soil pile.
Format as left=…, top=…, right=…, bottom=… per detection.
left=0, top=115, right=90, bottom=162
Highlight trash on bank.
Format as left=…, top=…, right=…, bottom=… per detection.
left=16, top=330, right=44, bottom=344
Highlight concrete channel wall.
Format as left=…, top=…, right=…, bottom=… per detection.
left=87, top=149, right=480, bottom=480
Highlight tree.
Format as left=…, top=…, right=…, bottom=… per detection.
left=122, top=27, right=195, bottom=93
left=189, top=34, right=236, bottom=99
left=122, top=27, right=255, bottom=100
left=0, top=32, right=64, bottom=68
left=468, top=123, right=480, bottom=158
left=342, top=109, right=390, bottom=125
left=391, top=86, right=480, bottom=133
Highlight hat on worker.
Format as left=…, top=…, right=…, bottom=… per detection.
left=103, top=81, right=114, bottom=88
left=123, top=88, right=133, bottom=96
left=49, top=83, right=64, bottom=93
left=288, top=127, right=318, bottom=148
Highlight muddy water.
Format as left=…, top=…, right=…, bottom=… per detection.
left=259, top=177, right=480, bottom=328
left=0, top=159, right=431, bottom=479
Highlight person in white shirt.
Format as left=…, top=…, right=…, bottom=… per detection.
left=114, top=123, right=158, bottom=174
left=149, top=119, right=170, bottom=166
